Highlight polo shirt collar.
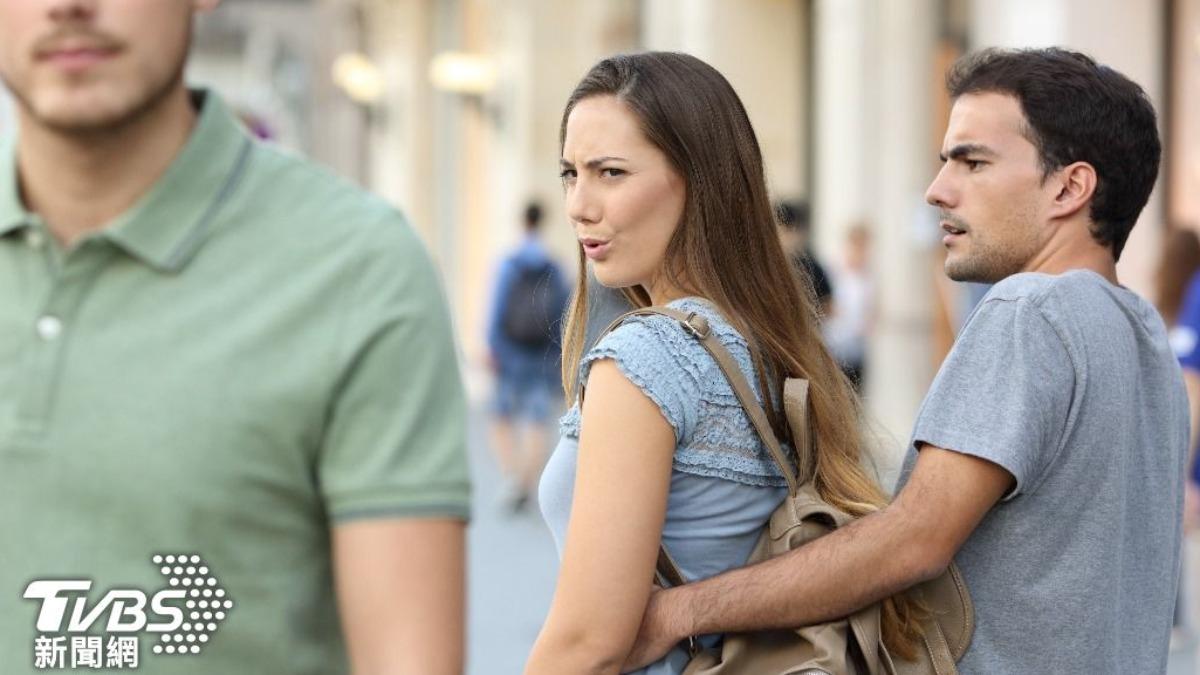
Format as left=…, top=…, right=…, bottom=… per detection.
left=0, top=89, right=253, bottom=272
left=104, top=90, right=253, bottom=273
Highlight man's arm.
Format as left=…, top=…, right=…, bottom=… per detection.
left=624, top=444, right=1013, bottom=670
left=333, top=518, right=466, bottom=675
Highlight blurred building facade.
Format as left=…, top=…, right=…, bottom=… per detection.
left=1, top=0, right=1196, bottom=452
left=275, top=0, right=1189, bottom=454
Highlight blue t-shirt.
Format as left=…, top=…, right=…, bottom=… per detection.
left=1169, top=270, right=1200, bottom=482
left=538, top=297, right=789, bottom=675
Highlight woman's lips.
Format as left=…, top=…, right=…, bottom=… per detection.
left=581, top=239, right=611, bottom=260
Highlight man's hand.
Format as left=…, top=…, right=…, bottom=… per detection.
left=622, top=586, right=687, bottom=672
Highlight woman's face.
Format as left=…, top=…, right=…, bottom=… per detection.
left=560, top=95, right=686, bottom=296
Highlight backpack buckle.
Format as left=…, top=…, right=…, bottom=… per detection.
left=682, top=313, right=711, bottom=339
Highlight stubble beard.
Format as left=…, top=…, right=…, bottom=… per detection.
left=944, top=228, right=1039, bottom=284
left=6, top=32, right=191, bottom=141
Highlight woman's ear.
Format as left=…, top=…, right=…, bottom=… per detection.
left=1048, top=161, right=1097, bottom=221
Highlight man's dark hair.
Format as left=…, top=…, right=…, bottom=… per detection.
left=523, top=201, right=543, bottom=232
left=947, top=47, right=1160, bottom=260
left=775, top=199, right=811, bottom=234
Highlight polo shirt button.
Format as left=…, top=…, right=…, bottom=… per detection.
left=25, top=229, right=46, bottom=249
left=36, top=315, right=63, bottom=341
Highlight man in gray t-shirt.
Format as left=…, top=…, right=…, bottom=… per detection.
left=621, top=48, right=1186, bottom=674
left=905, top=270, right=1187, bottom=671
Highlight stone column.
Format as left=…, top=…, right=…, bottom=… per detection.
left=863, top=0, right=940, bottom=479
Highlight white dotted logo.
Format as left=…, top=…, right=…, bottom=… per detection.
left=148, top=554, right=234, bottom=656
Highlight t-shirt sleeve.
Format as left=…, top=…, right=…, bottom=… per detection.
left=912, top=297, right=1075, bottom=499
left=319, top=215, right=470, bottom=523
left=578, top=315, right=707, bottom=444
left=1173, top=273, right=1200, bottom=372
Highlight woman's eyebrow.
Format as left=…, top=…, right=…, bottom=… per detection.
left=559, top=156, right=630, bottom=169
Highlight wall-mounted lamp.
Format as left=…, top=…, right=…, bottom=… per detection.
left=332, top=52, right=385, bottom=105
left=429, top=52, right=497, bottom=95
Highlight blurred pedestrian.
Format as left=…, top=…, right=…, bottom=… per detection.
left=486, top=201, right=570, bottom=511
left=1155, top=224, right=1200, bottom=656
left=823, top=222, right=874, bottom=388
left=624, top=47, right=1186, bottom=675
left=0, top=2, right=468, bottom=674
left=1158, top=226, right=1200, bottom=528
left=525, top=51, right=921, bottom=675
left=776, top=199, right=834, bottom=318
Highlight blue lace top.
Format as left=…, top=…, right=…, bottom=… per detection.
left=539, top=297, right=791, bottom=675
left=560, top=297, right=792, bottom=487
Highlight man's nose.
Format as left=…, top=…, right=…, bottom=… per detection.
left=925, top=165, right=956, bottom=209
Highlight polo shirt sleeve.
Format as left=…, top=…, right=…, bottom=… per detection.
left=911, top=297, right=1075, bottom=500
left=318, top=215, right=470, bottom=523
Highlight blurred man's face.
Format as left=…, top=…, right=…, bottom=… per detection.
left=0, top=0, right=217, bottom=134
left=925, top=92, right=1056, bottom=283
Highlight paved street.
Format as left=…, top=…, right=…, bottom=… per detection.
left=465, top=401, right=559, bottom=675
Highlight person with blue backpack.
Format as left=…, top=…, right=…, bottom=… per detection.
left=487, top=201, right=571, bottom=511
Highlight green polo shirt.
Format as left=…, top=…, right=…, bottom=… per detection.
left=0, top=91, right=469, bottom=674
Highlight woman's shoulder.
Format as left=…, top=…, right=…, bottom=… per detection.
left=565, top=298, right=743, bottom=443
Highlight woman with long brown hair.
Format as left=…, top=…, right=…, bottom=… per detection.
left=524, top=52, right=921, bottom=674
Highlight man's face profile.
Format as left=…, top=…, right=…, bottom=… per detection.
left=925, top=91, right=1057, bottom=283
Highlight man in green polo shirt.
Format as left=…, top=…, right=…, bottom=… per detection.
left=0, top=1, right=469, bottom=673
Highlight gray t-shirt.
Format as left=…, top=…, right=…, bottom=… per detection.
left=900, top=270, right=1189, bottom=673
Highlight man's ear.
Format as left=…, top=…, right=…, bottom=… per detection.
left=1048, top=161, right=1097, bottom=221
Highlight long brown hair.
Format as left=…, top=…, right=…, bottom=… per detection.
left=558, top=52, right=925, bottom=658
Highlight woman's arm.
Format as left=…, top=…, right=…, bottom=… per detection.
left=524, top=359, right=677, bottom=675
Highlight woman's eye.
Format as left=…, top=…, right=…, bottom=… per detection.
left=600, top=167, right=625, bottom=178
left=559, top=168, right=577, bottom=181
left=965, top=159, right=984, bottom=171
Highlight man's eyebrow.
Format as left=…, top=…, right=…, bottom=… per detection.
left=559, top=156, right=629, bottom=169
left=939, top=144, right=998, bottom=162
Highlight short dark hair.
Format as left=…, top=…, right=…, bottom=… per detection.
left=947, top=47, right=1160, bottom=260
left=775, top=199, right=811, bottom=233
left=523, top=201, right=543, bottom=231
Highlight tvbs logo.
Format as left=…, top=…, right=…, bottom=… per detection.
left=24, top=554, right=234, bottom=668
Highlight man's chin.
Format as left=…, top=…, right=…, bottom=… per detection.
left=23, top=85, right=162, bottom=135
left=944, top=258, right=987, bottom=284
left=30, top=100, right=133, bottom=133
